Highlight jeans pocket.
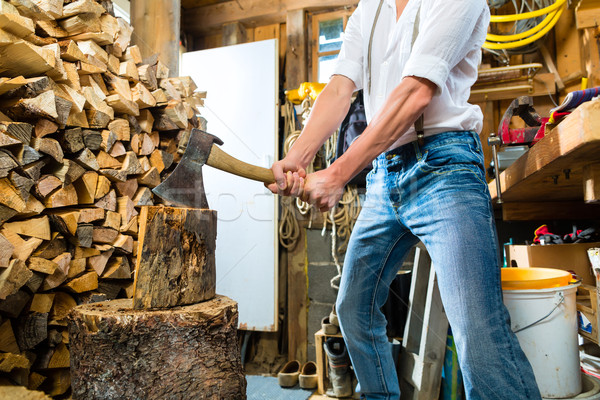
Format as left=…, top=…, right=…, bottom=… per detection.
left=418, top=140, right=486, bottom=185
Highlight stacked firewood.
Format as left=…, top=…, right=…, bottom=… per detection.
left=0, top=0, right=205, bottom=396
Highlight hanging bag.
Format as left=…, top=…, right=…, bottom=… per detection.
left=335, top=0, right=424, bottom=187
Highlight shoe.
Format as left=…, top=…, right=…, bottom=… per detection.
left=322, top=316, right=339, bottom=335
left=278, top=360, right=300, bottom=387
left=299, top=361, right=318, bottom=390
left=324, top=337, right=352, bottom=398
left=329, top=304, right=339, bottom=327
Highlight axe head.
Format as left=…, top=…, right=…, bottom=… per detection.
left=152, top=129, right=224, bottom=208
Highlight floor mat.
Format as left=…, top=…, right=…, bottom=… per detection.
left=246, top=375, right=314, bottom=400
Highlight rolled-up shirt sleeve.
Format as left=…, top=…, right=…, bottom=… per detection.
left=332, top=2, right=364, bottom=89
left=402, top=0, right=488, bottom=94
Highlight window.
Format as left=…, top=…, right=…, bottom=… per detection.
left=311, top=10, right=354, bottom=83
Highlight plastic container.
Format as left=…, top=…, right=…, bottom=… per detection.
left=501, top=267, right=573, bottom=290
left=503, top=268, right=581, bottom=398
left=542, top=373, right=600, bottom=399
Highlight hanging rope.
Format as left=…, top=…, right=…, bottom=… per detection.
left=277, top=95, right=362, bottom=267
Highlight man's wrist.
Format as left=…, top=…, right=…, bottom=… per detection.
left=327, top=162, right=351, bottom=188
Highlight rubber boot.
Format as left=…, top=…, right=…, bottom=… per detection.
left=324, top=337, right=353, bottom=398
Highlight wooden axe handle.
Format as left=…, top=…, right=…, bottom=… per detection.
left=206, top=144, right=275, bottom=184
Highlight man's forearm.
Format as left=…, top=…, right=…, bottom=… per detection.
left=287, top=76, right=355, bottom=168
left=328, top=76, right=436, bottom=185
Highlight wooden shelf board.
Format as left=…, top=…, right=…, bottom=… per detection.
left=489, top=100, right=600, bottom=203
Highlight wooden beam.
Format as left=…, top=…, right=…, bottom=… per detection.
left=584, top=164, right=600, bottom=203
left=182, top=0, right=356, bottom=35
left=287, top=225, right=307, bottom=363
left=222, top=21, right=247, bottom=46
left=130, top=0, right=180, bottom=77
left=286, top=9, right=307, bottom=90
left=576, top=1, right=600, bottom=29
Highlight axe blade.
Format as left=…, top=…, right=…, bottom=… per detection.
left=152, top=161, right=209, bottom=209
left=152, top=129, right=224, bottom=209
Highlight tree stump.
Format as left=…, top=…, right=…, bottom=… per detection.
left=68, top=296, right=246, bottom=400
left=133, top=206, right=217, bottom=309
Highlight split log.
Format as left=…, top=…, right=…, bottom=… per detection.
left=74, top=147, right=99, bottom=171
left=0, top=289, right=30, bottom=317
left=132, top=186, right=152, bottom=206
left=0, top=259, right=33, bottom=300
left=50, top=159, right=86, bottom=184
left=0, top=40, right=54, bottom=77
left=102, top=256, right=129, bottom=279
left=44, top=184, right=78, bottom=208
left=0, top=121, right=33, bottom=144
left=59, top=40, right=86, bottom=62
left=3, top=215, right=51, bottom=240
left=94, top=175, right=110, bottom=200
left=29, top=293, right=55, bottom=314
left=34, top=0, right=63, bottom=19
left=78, top=207, right=104, bottom=224
left=47, top=210, right=79, bottom=236
left=87, top=247, right=112, bottom=276
left=64, top=271, right=98, bottom=293
left=15, top=311, right=46, bottom=350
left=35, top=174, right=61, bottom=198
left=0, top=319, right=20, bottom=353
left=28, top=257, right=58, bottom=274
left=114, top=178, right=137, bottom=199
left=0, top=233, right=14, bottom=267
left=69, top=296, right=245, bottom=400
left=94, top=188, right=116, bottom=211
left=67, top=258, right=86, bottom=278
left=31, top=137, right=63, bottom=162
left=74, top=223, right=92, bottom=247
left=73, top=171, right=97, bottom=204
left=109, top=140, right=126, bottom=157
left=32, top=233, right=66, bottom=259
left=133, top=206, right=216, bottom=309
left=107, top=118, right=129, bottom=141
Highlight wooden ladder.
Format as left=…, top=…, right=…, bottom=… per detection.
left=398, top=244, right=449, bottom=400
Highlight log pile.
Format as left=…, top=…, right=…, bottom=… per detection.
left=0, top=0, right=205, bottom=396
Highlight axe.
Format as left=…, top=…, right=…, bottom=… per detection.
left=152, top=129, right=275, bottom=208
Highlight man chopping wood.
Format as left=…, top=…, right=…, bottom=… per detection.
left=268, top=0, right=542, bottom=399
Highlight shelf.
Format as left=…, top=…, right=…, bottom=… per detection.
left=488, top=100, right=600, bottom=220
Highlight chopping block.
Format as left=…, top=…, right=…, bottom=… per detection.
left=68, top=206, right=246, bottom=399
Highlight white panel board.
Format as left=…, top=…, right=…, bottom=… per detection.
left=181, top=40, right=279, bottom=331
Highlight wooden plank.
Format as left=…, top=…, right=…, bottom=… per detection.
left=501, top=201, right=600, bottom=221
left=469, top=73, right=556, bottom=103
left=555, top=6, right=585, bottom=95
left=489, top=100, right=600, bottom=202
left=584, top=164, right=600, bottom=203
left=130, top=0, right=180, bottom=77
left=286, top=9, right=307, bottom=90
left=576, top=1, right=600, bottom=29
left=182, top=0, right=357, bottom=35
left=288, top=225, right=307, bottom=363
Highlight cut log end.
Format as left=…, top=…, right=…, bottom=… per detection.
left=69, top=296, right=245, bottom=400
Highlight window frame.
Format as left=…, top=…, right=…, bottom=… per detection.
left=310, top=9, right=354, bottom=83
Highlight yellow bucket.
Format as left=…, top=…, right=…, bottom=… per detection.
left=501, top=267, right=573, bottom=290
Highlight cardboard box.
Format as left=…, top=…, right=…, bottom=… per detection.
left=505, top=243, right=600, bottom=286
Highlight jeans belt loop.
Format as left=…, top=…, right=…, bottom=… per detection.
left=412, top=141, right=422, bottom=159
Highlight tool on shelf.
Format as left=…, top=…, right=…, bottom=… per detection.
left=488, top=96, right=548, bottom=203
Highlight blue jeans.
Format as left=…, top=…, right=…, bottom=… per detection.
left=336, top=131, right=541, bottom=400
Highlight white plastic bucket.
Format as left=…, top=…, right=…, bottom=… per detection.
left=503, top=283, right=582, bottom=398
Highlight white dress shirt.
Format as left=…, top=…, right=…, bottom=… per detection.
left=333, top=0, right=490, bottom=149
